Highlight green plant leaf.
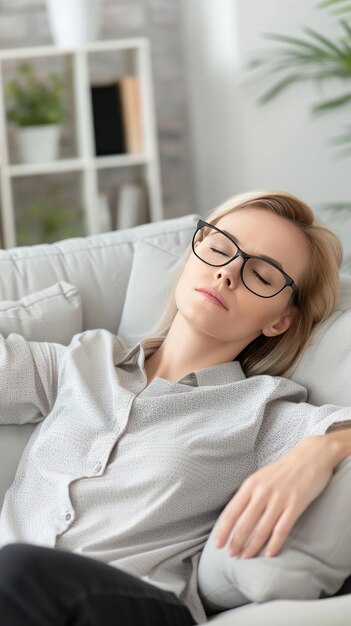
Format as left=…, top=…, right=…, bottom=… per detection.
left=311, top=92, right=351, bottom=112
left=28, top=201, right=41, bottom=217
left=319, top=0, right=348, bottom=6
left=261, top=32, right=330, bottom=56
left=330, top=125, right=351, bottom=143
left=333, top=6, right=351, bottom=15
left=258, top=74, right=304, bottom=103
left=248, top=1, right=351, bottom=157
left=341, top=18, right=351, bottom=39
left=303, top=26, right=345, bottom=56
left=318, top=0, right=351, bottom=12
left=6, top=62, right=65, bottom=126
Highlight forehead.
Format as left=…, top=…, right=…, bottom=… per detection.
left=214, top=208, right=310, bottom=280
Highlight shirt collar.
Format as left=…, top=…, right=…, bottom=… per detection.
left=116, top=336, right=246, bottom=387
left=194, top=360, right=246, bottom=386
left=117, top=336, right=165, bottom=369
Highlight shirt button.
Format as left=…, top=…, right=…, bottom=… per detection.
left=93, top=462, right=102, bottom=474
left=64, top=513, right=72, bottom=522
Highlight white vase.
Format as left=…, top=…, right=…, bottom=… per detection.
left=17, top=125, right=61, bottom=164
left=46, top=0, right=103, bottom=47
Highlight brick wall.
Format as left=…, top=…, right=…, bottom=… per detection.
left=0, top=0, right=195, bottom=244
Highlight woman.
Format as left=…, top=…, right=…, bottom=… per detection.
left=0, top=190, right=350, bottom=626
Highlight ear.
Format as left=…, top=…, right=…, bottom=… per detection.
left=262, top=306, right=299, bottom=338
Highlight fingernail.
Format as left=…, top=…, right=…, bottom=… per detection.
left=214, top=538, right=221, bottom=548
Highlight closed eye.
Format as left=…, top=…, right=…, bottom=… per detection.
left=251, top=269, right=270, bottom=285
left=210, top=247, right=231, bottom=257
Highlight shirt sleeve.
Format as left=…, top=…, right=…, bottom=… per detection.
left=0, top=332, right=67, bottom=425
left=254, top=375, right=351, bottom=470
left=325, top=420, right=351, bottom=432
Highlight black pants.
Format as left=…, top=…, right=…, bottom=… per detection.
left=0, top=543, right=196, bottom=626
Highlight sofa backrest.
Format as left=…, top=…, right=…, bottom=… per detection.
left=0, top=214, right=199, bottom=334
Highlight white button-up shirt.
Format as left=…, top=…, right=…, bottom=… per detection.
left=0, top=329, right=350, bottom=624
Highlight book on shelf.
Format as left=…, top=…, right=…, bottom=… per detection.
left=91, top=77, right=143, bottom=157
left=98, top=194, right=112, bottom=233
left=116, top=182, right=148, bottom=230
left=119, top=76, right=143, bottom=154
left=91, top=82, right=126, bottom=156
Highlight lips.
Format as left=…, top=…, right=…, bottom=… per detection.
left=195, top=288, right=228, bottom=310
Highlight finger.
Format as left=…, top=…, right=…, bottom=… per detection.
left=228, top=497, right=268, bottom=557
left=215, top=487, right=251, bottom=548
left=264, top=505, right=298, bottom=557
left=240, top=501, right=283, bottom=559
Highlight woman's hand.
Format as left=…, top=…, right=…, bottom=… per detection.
left=214, top=435, right=336, bottom=559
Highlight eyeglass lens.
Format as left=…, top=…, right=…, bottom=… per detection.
left=193, top=226, right=286, bottom=297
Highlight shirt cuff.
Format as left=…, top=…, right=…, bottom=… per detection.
left=325, top=420, right=351, bottom=433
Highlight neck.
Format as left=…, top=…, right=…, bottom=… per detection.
left=144, top=312, right=255, bottom=384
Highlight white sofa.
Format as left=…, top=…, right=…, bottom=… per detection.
left=0, top=214, right=351, bottom=625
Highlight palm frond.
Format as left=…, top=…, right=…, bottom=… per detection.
left=250, top=51, right=351, bottom=86
left=333, top=6, right=351, bottom=15
left=330, top=125, right=351, bottom=144
left=318, top=0, right=351, bottom=12
left=328, top=127, right=351, bottom=158
left=303, top=26, right=345, bottom=55
left=311, top=92, right=351, bottom=112
left=258, top=30, right=351, bottom=70
left=261, top=32, right=334, bottom=56
left=257, top=74, right=303, bottom=103
left=249, top=2, right=351, bottom=156
left=319, top=0, right=349, bottom=6
left=341, top=18, right=351, bottom=38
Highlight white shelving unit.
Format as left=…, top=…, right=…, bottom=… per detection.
left=0, top=38, right=163, bottom=249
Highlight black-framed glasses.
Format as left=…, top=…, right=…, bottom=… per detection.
left=192, top=220, right=299, bottom=301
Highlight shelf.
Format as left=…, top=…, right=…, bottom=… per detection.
left=0, top=38, right=147, bottom=61
left=5, top=159, right=87, bottom=178
left=0, top=38, right=163, bottom=248
left=4, top=154, right=150, bottom=178
left=95, top=154, right=149, bottom=169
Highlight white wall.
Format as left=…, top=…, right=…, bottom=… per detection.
left=180, top=0, right=351, bottom=216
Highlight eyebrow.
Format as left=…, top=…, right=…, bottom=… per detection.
left=220, top=229, right=284, bottom=271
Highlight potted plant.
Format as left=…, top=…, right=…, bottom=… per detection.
left=6, top=63, right=65, bottom=164
left=249, top=0, right=351, bottom=154
left=17, top=183, right=85, bottom=246
left=46, top=0, right=103, bottom=47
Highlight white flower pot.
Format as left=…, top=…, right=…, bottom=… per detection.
left=17, top=125, right=61, bottom=164
left=46, top=0, right=103, bottom=47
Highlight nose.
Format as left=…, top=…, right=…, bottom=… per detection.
left=214, top=257, right=242, bottom=288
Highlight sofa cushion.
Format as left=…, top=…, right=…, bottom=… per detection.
left=0, top=281, right=82, bottom=344
left=198, top=456, right=351, bottom=612
left=290, top=274, right=351, bottom=406
left=117, top=219, right=197, bottom=344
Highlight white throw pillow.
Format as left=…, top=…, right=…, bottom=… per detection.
left=118, top=237, right=193, bottom=345
left=290, top=274, right=351, bottom=406
left=198, top=456, right=351, bottom=612
left=0, top=281, right=82, bottom=344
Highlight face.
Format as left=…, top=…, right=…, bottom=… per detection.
left=174, top=208, right=311, bottom=351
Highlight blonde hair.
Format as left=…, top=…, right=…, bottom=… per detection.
left=149, top=190, right=343, bottom=378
